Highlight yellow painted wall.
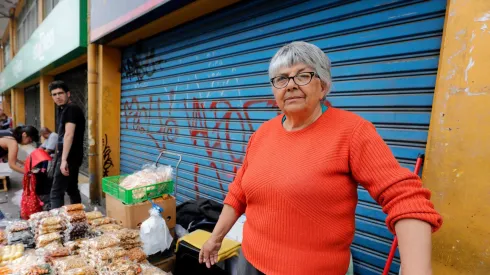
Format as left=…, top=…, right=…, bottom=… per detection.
left=96, top=45, right=121, bottom=182
left=3, top=93, right=11, bottom=116
left=11, top=88, right=25, bottom=126
left=423, top=0, right=490, bottom=274
left=39, top=75, right=55, bottom=131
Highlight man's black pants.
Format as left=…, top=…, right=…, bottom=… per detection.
left=49, top=156, right=82, bottom=209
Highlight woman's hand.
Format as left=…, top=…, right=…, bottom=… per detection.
left=199, top=237, right=222, bottom=268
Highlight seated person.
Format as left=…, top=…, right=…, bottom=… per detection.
left=39, top=127, right=58, bottom=155
left=0, top=114, right=13, bottom=130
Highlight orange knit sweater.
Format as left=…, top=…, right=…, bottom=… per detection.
left=224, top=107, right=443, bottom=275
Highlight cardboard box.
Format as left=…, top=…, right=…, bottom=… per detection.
left=151, top=254, right=176, bottom=272
left=106, top=194, right=176, bottom=229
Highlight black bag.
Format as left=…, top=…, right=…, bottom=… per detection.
left=176, top=199, right=223, bottom=232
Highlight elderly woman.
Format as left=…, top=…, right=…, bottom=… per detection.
left=199, top=41, right=442, bottom=275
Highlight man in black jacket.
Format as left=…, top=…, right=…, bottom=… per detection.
left=48, top=80, right=85, bottom=208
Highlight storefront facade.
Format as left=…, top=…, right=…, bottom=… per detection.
left=0, top=0, right=87, bottom=136
left=71, top=0, right=490, bottom=274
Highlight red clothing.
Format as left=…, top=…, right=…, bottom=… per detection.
left=224, top=107, right=442, bottom=275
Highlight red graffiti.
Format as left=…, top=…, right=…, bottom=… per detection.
left=121, top=94, right=282, bottom=200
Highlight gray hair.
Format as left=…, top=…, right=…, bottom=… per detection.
left=268, top=41, right=332, bottom=94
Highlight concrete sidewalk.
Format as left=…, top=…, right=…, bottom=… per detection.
left=0, top=172, right=104, bottom=219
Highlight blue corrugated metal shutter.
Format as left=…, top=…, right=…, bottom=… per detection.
left=120, top=0, right=446, bottom=274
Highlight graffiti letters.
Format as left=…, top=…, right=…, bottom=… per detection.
left=121, top=46, right=165, bottom=82
left=102, top=134, right=114, bottom=177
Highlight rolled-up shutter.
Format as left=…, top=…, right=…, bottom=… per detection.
left=120, top=0, right=446, bottom=273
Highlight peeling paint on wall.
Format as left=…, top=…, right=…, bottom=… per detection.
left=475, top=12, right=490, bottom=22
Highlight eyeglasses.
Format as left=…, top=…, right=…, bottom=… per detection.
left=270, top=72, right=318, bottom=89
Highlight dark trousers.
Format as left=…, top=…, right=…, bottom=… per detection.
left=236, top=251, right=265, bottom=275
left=50, top=156, right=82, bottom=209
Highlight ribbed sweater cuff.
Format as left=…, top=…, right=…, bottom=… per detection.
left=388, top=212, right=443, bottom=234
left=223, top=194, right=246, bottom=217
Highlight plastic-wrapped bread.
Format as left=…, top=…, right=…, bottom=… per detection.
left=62, top=204, right=85, bottom=212
left=52, top=255, right=86, bottom=272
left=89, top=217, right=117, bottom=227
left=85, top=210, right=103, bottom=221
left=40, top=217, right=62, bottom=227
left=62, top=210, right=87, bottom=223
left=86, top=235, right=120, bottom=250
left=36, top=232, right=62, bottom=247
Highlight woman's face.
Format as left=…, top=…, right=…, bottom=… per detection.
left=21, top=133, right=33, bottom=145
left=271, top=63, right=328, bottom=115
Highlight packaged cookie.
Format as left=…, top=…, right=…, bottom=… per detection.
left=110, top=228, right=140, bottom=240
left=89, top=217, right=117, bottom=227
left=63, top=211, right=87, bottom=223
left=127, top=247, right=146, bottom=263
left=95, top=223, right=122, bottom=233
left=62, top=204, right=85, bottom=212
left=29, top=211, right=51, bottom=221
left=8, top=220, right=30, bottom=232
left=52, top=255, right=86, bottom=272
left=106, top=258, right=142, bottom=275
left=24, top=263, right=52, bottom=275
left=40, top=217, right=62, bottom=227
left=36, top=232, right=62, bottom=248
left=85, top=210, right=103, bottom=221
left=63, top=266, right=97, bottom=275
left=86, top=235, right=120, bottom=250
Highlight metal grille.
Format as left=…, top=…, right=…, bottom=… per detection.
left=24, top=83, right=41, bottom=130
left=16, top=0, right=38, bottom=51
left=44, top=0, right=62, bottom=18
left=54, top=65, right=88, bottom=174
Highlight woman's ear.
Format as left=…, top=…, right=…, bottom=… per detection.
left=320, top=81, right=330, bottom=100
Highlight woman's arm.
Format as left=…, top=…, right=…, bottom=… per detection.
left=7, top=141, right=23, bottom=174
left=199, top=205, right=240, bottom=268
left=349, top=120, right=442, bottom=274
left=396, top=219, right=432, bottom=274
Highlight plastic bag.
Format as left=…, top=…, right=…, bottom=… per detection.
left=94, top=223, right=122, bottom=233
left=86, top=235, right=120, bottom=250
left=24, top=263, right=52, bottom=275
left=36, top=232, right=62, bottom=248
left=89, top=217, right=116, bottom=227
left=90, top=246, right=127, bottom=261
left=8, top=230, right=34, bottom=244
left=29, top=212, right=51, bottom=222
left=52, top=255, right=86, bottom=272
left=63, top=267, right=97, bottom=275
left=140, top=264, right=169, bottom=275
left=40, top=217, right=62, bottom=227
left=107, top=228, right=139, bottom=241
left=85, top=209, right=103, bottom=221
left=8, top=221, right=30, bottom=232
left=62, top=211, right=86, bottom=223
left=63, top=222, right=88, bottom=242
left=104, top=258, right=142, bottom=275
left=62, top=204, right=85, bottom=212
left=140, top=208, right=173, bottom=255
left=119, top=164, right=173, bottom=199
